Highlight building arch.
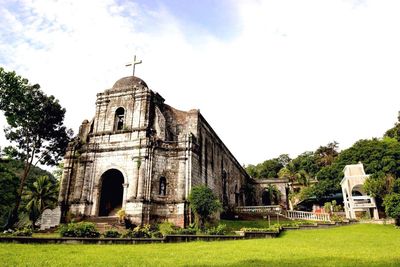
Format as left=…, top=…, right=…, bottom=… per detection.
left=159, top=176, right=167, bottom=196
left=351, top=184, right=365, bottom=196
left=114, top=107, right=125, bottom=131
left=98, top=169, right=124, bottom=216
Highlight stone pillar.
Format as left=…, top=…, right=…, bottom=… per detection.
left=371, top=197, right=380, bottom=220
left=122, top=183, right=129, bottom=209
left=91, top=185, right=101, bottom=216
left=73, top=163, right=85, bottom=201
left=129, top=161, right=139, bottom=199
left=177, top=158, right=186, bottom=200
left=80, top=164, right=93, bottom=203
left=137, top=161, right=145, bottom=199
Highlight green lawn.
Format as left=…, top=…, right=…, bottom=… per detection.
left=1, top=224, right=400, bottom=266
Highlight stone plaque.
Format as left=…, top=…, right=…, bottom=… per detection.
left=40, top=206, right=61, bottom=230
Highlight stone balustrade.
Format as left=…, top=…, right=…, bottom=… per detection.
left=235, top=205, right=282, bottom=214
left=285, top=210, right=330, bottom=222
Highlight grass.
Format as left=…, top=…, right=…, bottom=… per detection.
left=1, top=224, right=400, bottom=266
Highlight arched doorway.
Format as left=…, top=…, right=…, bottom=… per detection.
left=99, top=169, right=124, bottom=216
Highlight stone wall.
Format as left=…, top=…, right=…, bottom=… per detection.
left=252, top=179, right=289, bottom=208
left=59, top=76, right=249, bottom=227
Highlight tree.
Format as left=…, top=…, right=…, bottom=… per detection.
left=311, top=138, right=400, bottom=203
left=0, top=163, right=19, bottom=228
left=0, top=68, right=72, bottom=228
left=384, top=111, right=400, bottom=142
left=23, top=175, right=59, bottom=227
left=290, top=151, right=321, bottom=178
left=383, top=193, right=400, bottom=226
left=315, top=141, right=339, bottom=167
left=188, top=186, right=222, bottom=229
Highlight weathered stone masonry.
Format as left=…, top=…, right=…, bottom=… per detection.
left=58, top=76, right=249, bottom=227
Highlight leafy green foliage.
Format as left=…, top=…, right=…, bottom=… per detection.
left=383, top=193, right=400, bottom=225
left=59, top=222, right=100, bottom=238
left=245, top=154, right=289, bottom=178
left=384, top=111, right=400, bottom=142
left=12, top=227, right=33, bottom=237
left=0, top=159, right=56, bottom=229
left=158, top=221, right=175, bottom=236
left=290, top=151, right=321, bottom=178
left=23, top=175, right=59, bottom=227
left=0, top=163, right=18, bottom=227
left=206, top=224, right=227, bottom=235
left=310, top=138, right=400, bottom=201
left=174, top=228, right=197, bottom=235
left=314, top=141, right=339, bottom=167
left=122, top=225, right=152, bottom=238
left=0, top=68, right=72, bottom=228
left=103, top=229, right=121, bottom=238
left=188, top=186, right=222, bottom=228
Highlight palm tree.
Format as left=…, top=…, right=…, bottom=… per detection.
left=23, top=175, right=58, bottom=228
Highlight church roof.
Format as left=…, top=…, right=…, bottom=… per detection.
left=111, top=76, right=148, bottom=90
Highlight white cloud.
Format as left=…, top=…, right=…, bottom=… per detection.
left=1, top=0, right=400, bottom=166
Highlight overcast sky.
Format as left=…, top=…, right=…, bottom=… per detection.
left=1, top=0, right=400, bottom=166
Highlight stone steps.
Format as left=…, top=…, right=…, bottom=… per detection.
left=85, top=216, right=126, bottom=233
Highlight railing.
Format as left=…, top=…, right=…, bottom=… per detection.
left=351, top=196, right=376, bottom=208
left=235, top=205, right=282, bottom=214
left=285, top=210, right=330, bottom=222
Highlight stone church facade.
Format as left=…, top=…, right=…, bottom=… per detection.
left=58, top=76, right=249, bottom=227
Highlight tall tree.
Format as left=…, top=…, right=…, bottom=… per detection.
left=314, top=141, right=339, bottom=167
left=0, top=68, right=72, bottom=228
left=384, top=111, right=400, bottom=142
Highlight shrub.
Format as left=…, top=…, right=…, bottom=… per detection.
left=151, top=231, right=163, bottom=238
left=383, top=193, right=400, bottom=226
left=207, top=224, right=227, bottom=235
left=12, top=228, right=32, bottom=237
left=122, top=224, right=151, bottom=238
left=59, top=222, right=100, bottom=238
left=175, top=228, right=197, bottom=235
left=103, top=229, right=121, bottom=238
left=330, top=214, right=344, bottom=222
left=117, top=209, right=125, bottom=223
left=188, top=186, right=222, bottom=229
left=158, top=221, right=175, bottom=236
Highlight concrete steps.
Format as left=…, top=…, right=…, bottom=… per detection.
left=85, top=216, right=125, bottom=233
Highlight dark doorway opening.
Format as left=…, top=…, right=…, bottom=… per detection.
left=99, top=169, right=124, bottom=216
left=262, top=191, right=271, bottom=205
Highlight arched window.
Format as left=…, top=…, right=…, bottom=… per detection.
left=159, top=177, right=166, bottom=196
left=114, top=107, right=125, bottom=131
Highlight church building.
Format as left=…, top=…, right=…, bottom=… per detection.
left=58, top=75, right=250, bottom=227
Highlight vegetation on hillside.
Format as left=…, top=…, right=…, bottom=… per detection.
left=0, top=158, right=58, bottom=228
left=0, top=68, right=71, bottom=228
left=246, top=113, right=400, bottom=220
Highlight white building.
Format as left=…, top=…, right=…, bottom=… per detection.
left=341, top=163, right=379, bottom=220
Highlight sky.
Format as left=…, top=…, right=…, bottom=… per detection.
left=1, top=0, right=400, bottom=167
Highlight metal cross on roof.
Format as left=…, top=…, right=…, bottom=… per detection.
left=125, top=55, right=142, bottom=76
